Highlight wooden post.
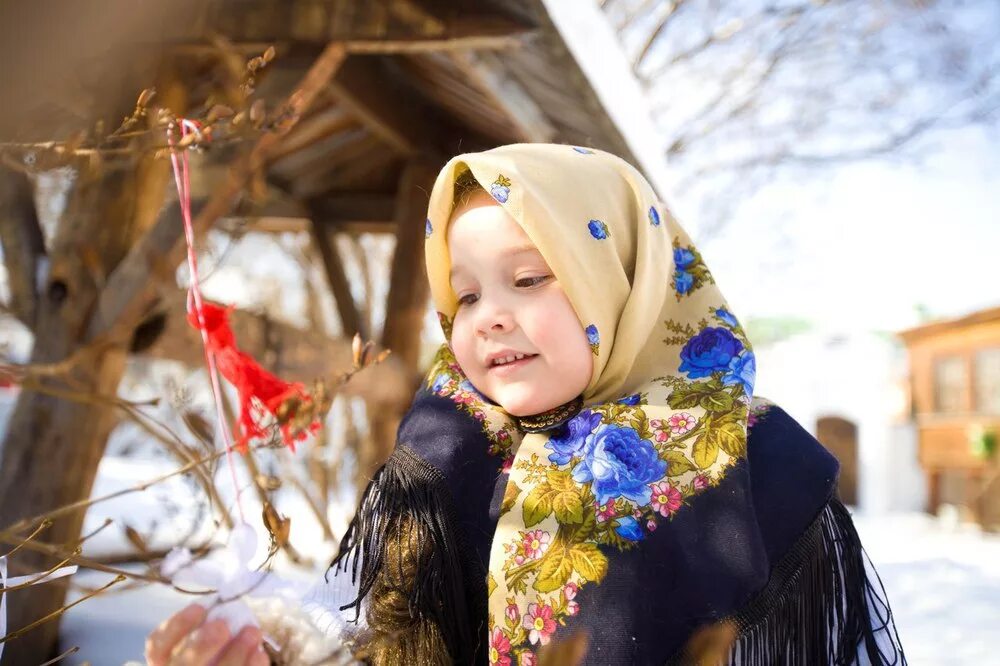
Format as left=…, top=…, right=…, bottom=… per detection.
left=363, top=161, right=436, bottom=479
left=309, top=218, right=368, bottom=340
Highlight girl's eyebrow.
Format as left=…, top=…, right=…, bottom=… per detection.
left=448, top=244, right=542, bottom=281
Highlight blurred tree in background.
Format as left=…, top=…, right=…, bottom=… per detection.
left=601, top=0, right=1000, bottom=234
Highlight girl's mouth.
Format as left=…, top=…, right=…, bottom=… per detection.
left=487, top=354, right=538, bottom=376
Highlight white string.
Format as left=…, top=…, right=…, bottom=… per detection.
left=0, top=556, right=77, bottom=660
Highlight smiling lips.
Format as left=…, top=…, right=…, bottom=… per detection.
left=487, top=353, right=538, bottom=374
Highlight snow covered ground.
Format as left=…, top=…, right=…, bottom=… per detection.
left=852, top=511, right=1000, bottom=666
left=46, top=456, right=1000, bottom=665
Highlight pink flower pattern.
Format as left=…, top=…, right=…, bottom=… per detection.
left=521, top=530, right=551, bottom=560
left=650, top=481, right=682, bottom=517
left=596, top=501, right=616, bottom=522
left=667, top=412, right=697, bottom=434
left=489, top=626, right=512, bottom=666
left=522, top=602, right=557, bottom=645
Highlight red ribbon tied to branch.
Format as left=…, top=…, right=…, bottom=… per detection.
left=186, top=303, right=322, bottom=453
left=168, top=119, right=324, bottom=457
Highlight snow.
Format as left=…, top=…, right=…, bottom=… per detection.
left=852, top=511, right=1000, bottom=666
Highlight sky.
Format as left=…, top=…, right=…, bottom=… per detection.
left=550, top=0, right=1000, bottom=339
left=688, top=123, right=1000, bottom=335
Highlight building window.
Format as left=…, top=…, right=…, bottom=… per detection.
left=975, top=348, right=1000, bottom=415
left=933, top=356, right=967, bottom=414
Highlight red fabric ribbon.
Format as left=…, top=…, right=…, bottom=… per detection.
left=186, top=302, right=321, bottom=454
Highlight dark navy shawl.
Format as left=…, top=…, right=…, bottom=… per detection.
left=332, top=387, right=905, bottom=665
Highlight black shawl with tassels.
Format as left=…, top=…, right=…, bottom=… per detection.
left=329, top=387, right=905, bottom=665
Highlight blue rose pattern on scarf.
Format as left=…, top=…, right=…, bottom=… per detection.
left=491, top=175, right=512, bottom=203
left=585, top=324, right=600, bottom=356
left=649, top=206, right=661, bottom=227
left=571, top=423, right=667, bottom=506
left=545, top=410, right=603, bottom=465
left=614, top=516, right=645, bottom=542
left=672, top=237, right=714, bottom=299
left=588, top=219, right=610, bottom=240
left=679, top=327, right=745, bottom=379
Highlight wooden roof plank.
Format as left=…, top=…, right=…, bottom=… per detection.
left=325, top=56, right=438, bottom=157
left=448, top=49, right=555, bottom=143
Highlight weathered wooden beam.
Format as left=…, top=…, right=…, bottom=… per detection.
left=269, top=125, right=370, bottom=183
left=288, top=131, right=383, bottom=198
left=449, top=49, right=556, bottom=143
left=310, top=193, right=396, bottom=225
left=212, top=192, right=399, bottom=235
left=309, top=219, right=368, bottom=339
left=381, top=161, right=434, bottom=372
left=363, top=160, right=435, bottom=475
left=198, top=1, right=535, bottom=49
left=217, top=215, right=310, bottom=234
left=268, top=104, right=357, bottom=163
left=325, top=55, right=440, bottom=157
left=342, top=33, right=527, bottom=53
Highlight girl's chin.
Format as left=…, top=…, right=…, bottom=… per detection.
left=494, top=394, right=562, bottom=417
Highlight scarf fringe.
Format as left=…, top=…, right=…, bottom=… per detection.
left=327, top=446, right=480, bottom=664
left=672, top=498, right=906, bottom=666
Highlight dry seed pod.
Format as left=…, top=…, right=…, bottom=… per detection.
left=123, top=524, right=149, bottom=554
left=206, top=104, right=235, bottom=123
left=249, top=99, right=266, bottom=128
left=352, top=333, right=363, bottom=367
left=262, top=501, right=291, bottom=548
left=360, top=340, right=375, bottom=367
left=136, top=88, right=157, bottom=109
left=181, top=410, right=215, bottom=445
left=255, top=474, right=282, bottom=491
left=62, top=130, right=88, bottom=156
left=262, top=45, right=276, bottom=63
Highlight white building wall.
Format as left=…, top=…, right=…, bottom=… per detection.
left=753, top=330, right=926, bottom=513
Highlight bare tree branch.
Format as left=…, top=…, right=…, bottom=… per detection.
left=632, top=1, right=687, bottom=74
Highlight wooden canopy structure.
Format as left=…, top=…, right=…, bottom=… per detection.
left=156, top=0, right=657, bottom=470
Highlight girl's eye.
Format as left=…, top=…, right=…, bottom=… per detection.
left=515, top=275, right=551, bottom=288
left=457, top=293, right=478, bottom=306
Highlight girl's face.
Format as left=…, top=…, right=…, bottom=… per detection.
left=446, top=191, right=593, bottom=416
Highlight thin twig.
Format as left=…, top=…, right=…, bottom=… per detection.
left=0, top=535, right=165, bottom=585
left=1, top=520, right=52, bottom=559
left=0, top=575, right=126, bottom=645
left=38, top=645, right=80, bottom=666
left=0, top=550, right=79, bottom=594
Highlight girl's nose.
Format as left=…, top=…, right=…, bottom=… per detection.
left=475, top=300, right=515, bottom=337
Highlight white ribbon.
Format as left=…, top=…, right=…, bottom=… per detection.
left=0, top=555, right=78, bottom=661
left=162, top=523, right=306, bottom=645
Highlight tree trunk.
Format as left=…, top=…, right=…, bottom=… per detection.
left=0, top=155, right=171, bottom=663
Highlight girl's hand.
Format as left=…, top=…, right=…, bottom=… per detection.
left=145, top=604, right=269, bottom=666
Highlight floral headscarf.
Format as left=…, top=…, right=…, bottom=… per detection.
left=421, top=143, right=756, bottom=658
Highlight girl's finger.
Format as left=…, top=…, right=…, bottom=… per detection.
left=169, top=618, right=231, bottom=666
left=145, top=604, right=207, bottom=666
left=248, top=647, right=270, bottom=666
left=214, top=625, right=263, bottom=666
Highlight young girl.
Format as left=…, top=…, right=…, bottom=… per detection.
left=147, top=143, right=905, bottom=665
